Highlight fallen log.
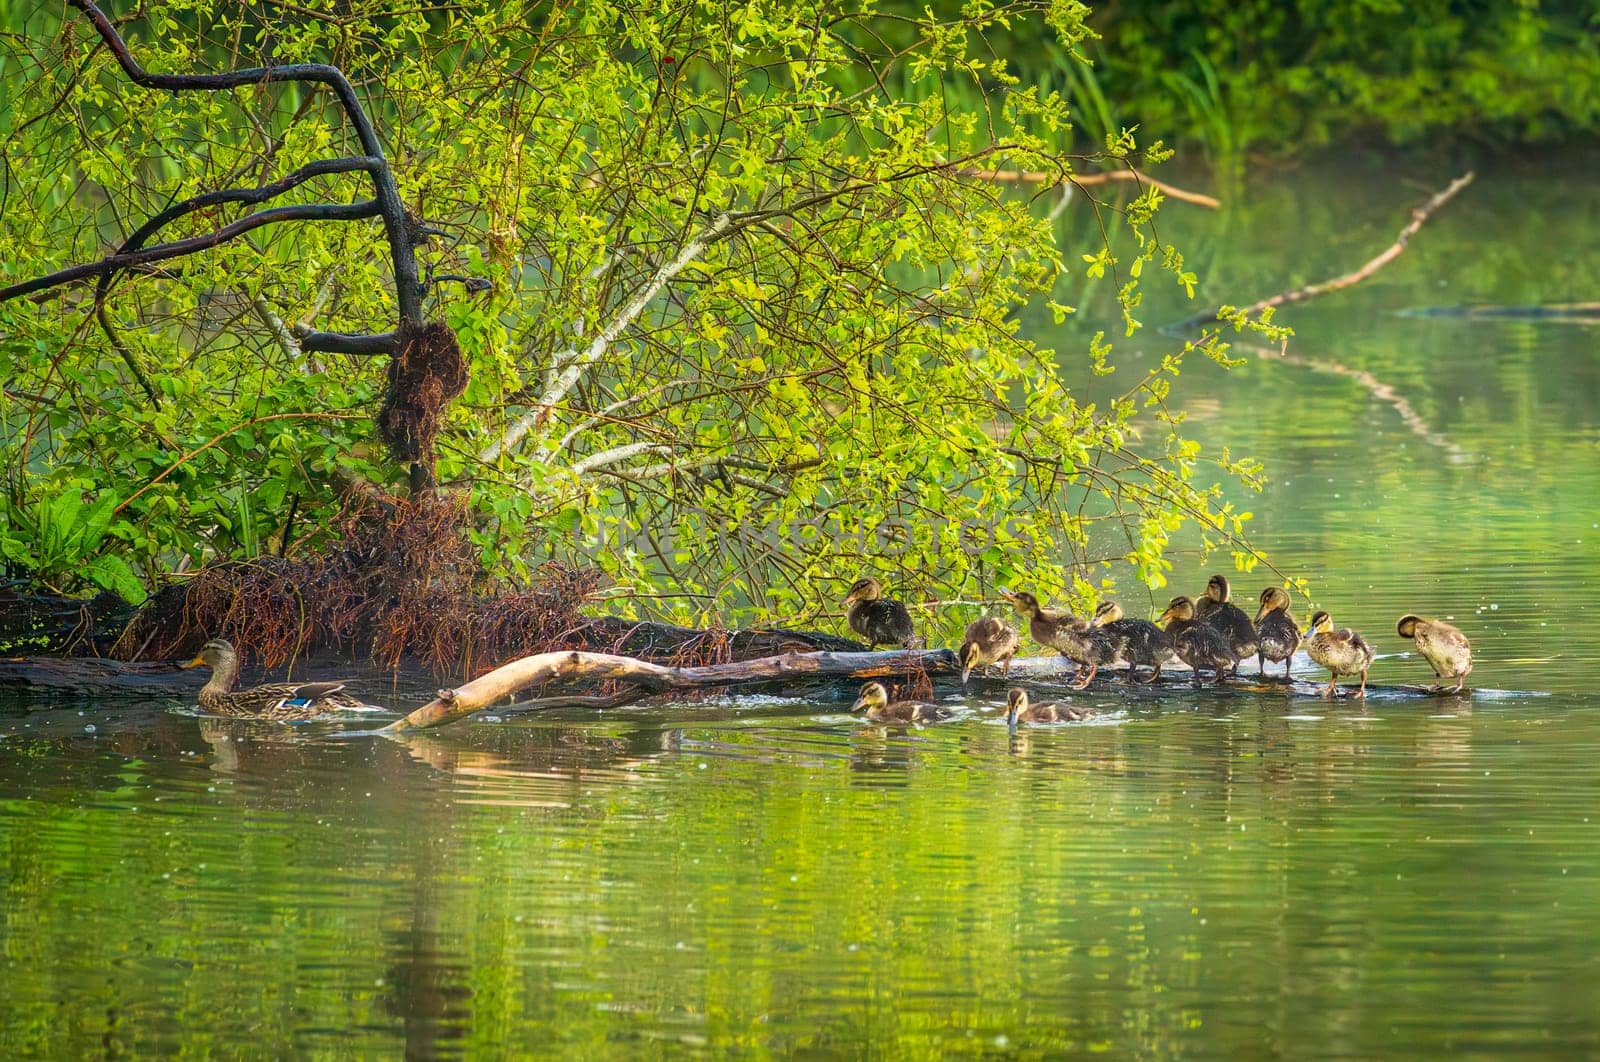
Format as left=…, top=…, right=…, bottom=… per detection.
left=382, top=648, right=964, bottom=732
left=0, top=656, right=204, bottom=693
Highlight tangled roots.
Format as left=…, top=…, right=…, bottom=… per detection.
left=119, top=490, right=601, bottom=675
left=376, top=320, right=467, bottom=473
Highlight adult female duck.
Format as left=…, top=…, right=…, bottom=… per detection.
left=182, top=638, right=380, bottom=720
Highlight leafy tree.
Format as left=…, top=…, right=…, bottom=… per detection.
left=0, top=0, right=1266, bottom=637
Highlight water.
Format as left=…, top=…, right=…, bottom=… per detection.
left=4, top=156, right=1600, bottom=1054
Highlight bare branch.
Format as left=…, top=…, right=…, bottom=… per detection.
left=481, top=210, right=738, bottom=462
left=567, top=441, right=671, bottom=476
left=0, top=201, right=381, bottom=302
left=64, top=0, right=423, bottom=322
left=1172, top=171, right=1476, bottom=330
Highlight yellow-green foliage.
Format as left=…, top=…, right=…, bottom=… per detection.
left=0, top=0, right=1273, bottom=636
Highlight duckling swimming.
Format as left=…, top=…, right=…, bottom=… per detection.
left=1092, top=601, right=1175, bottom=683
left=1397, top=614, right=1472, bottom=693
left=1195, top=574, right=1259, bottom=674
left=849, top=681, right=951, bottom=723
left=958, top=615, right=1021, bottom=685
left=1000, top=588, right=1124, bottom=689
left=1254, top=587, right=1302, bottom=681
left=1305, top=610, right=1375, bottom=697
left=1157, top=595, right=1233, bottom=687
left=843, top=577, right=916, bottom=648
left=1004, top=687, right=1093, bottom=726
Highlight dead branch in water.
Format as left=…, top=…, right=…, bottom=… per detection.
left=1173, top=172, right=1476, bottom=330
left=382, top=648, right=962, bottom=731
left=963, top=167, right=1221, bottom=209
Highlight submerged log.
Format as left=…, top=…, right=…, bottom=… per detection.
left=383, top=648, right=963, bottom=731
left=0, top=656, right=204, bottom=693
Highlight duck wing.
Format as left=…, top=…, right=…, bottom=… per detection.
left=1206, top=602, right=1259, bottom=659
left=1256, top=612, right=1301, bottom=661
left=1107, top=619, right=1173, bottom=664
left=855, top=599, right=915, bottom=646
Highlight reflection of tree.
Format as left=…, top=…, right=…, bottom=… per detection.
left=1241, top=342, right=1472, bottom=463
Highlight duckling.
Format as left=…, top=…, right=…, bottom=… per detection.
left=182, top=638, right=381, bottom=720
left=848, top=681, right=951, bottom=723
left=843, top=577, right=916, bottom=649
left=999, top=588, right=1122, bottom=689
left=1397, top=614, right=1472, bottom=693
left=1157, top=595, right=1233, bottom=687
left=1304, top=611, right=1376, bottom=697
left=958, top=615, right=1021, bottom=685
left=1195, top=574, right=1259, bottom=673
left=1254, top=587, right=1302, bottom=681
left=1004, top=687, right=1093, bottom=726
left=1092, top=601, right=1175, bottom=683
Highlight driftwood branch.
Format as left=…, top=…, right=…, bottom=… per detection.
left=963, top=167, right=1221, bottom=209
left=1172, top=171, right=1476, bottom=331
left=381, top=648, right=962, bottom=731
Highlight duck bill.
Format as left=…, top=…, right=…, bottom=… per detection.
left=848, top=697, right=869, bottom=713
left=1156, top=607, right=1176, bottom=625
left=997, top=588, right=1019, bottom=604
left=1255, top=603, right=1271, bottom=623
left=181, top=654, right=206, bottom=669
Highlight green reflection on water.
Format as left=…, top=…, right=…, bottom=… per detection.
left=6, top=157, right=1600, bottom=1054
left=3, top=700, right=1600, bottom=1056
left=1042, top=154, right=1600, bottom=696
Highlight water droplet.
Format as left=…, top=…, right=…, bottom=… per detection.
left=83, top=724, right=96, bottom=734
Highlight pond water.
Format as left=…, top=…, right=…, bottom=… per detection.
left=4, top=155, right=1600, bottom=1055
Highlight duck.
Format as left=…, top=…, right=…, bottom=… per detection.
left=958, top=615, right=1021, bottom=685
left=1304, top=611, right=1376, bottom=697
left=1004, top=687, right=1093, bottom=726
left=1091, top=601, right=1175, bottom=683
left=1195, top=574, right=1259, bottom=673
left=1156, top=595, right=1234, bottom=687
left=181, top=637, right=381, bottom=719
left=848, top=681, right=952, bottom=723
left=1397, top=614, right=1472, bottom=693
left=843, top=577, right=916, bottom=649
left=999, top=588, right=1123, bottom=689
left=1254, top=587, right=1302, bottom=681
